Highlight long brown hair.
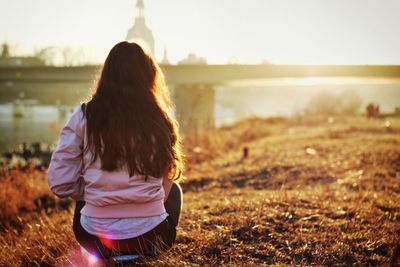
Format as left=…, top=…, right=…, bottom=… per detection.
left=85, top=42, right=183, bottom=180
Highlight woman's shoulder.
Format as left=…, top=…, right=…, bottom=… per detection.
left=72, top=103, right=87, bottom=119
left=79, top=102, right=87, bottom=114
left=64, top=103, right=87, bottom=137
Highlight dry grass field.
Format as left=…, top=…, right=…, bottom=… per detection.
left=1, top=115, right=399, bottom=266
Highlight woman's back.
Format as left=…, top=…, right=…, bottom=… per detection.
left=48, top=105, right=166, bottom=218
left=47, top=42, right=184, bottom=260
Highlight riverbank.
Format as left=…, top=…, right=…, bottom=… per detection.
left=0, top=115, right=399, bottom=266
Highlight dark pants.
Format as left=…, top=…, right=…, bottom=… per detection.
left=72, top=182, right=183, bottom=259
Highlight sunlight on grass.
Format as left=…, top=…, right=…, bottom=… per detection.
left=0, top=115, right=399, bottom=266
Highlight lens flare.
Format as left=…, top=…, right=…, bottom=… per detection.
left=80, top=246, right=101, bottom=265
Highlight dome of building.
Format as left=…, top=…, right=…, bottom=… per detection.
left=126, top=0, right=155, bottom=55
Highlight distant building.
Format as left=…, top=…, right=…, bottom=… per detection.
left=261, top=59, right=271, bottom=65
left=126, top=0, right=155, bottom=55
left=0, top=43, right=45, bottom=67
left=178, top=53, right=207, bottom=65
left=161, top=47, right=170, bottom=65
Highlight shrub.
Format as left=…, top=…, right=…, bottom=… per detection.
left=305, top=90, right=362, bottom=115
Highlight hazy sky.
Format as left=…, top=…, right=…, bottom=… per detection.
left=1, top=0, right=400, bottom=64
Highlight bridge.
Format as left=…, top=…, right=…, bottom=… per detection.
left=1, top=64, right=400, bottom=131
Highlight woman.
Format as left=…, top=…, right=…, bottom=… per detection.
left=48, top=42, right=184, bottom=259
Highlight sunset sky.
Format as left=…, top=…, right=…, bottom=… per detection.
left=1, top=0, right=400, bottom=64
